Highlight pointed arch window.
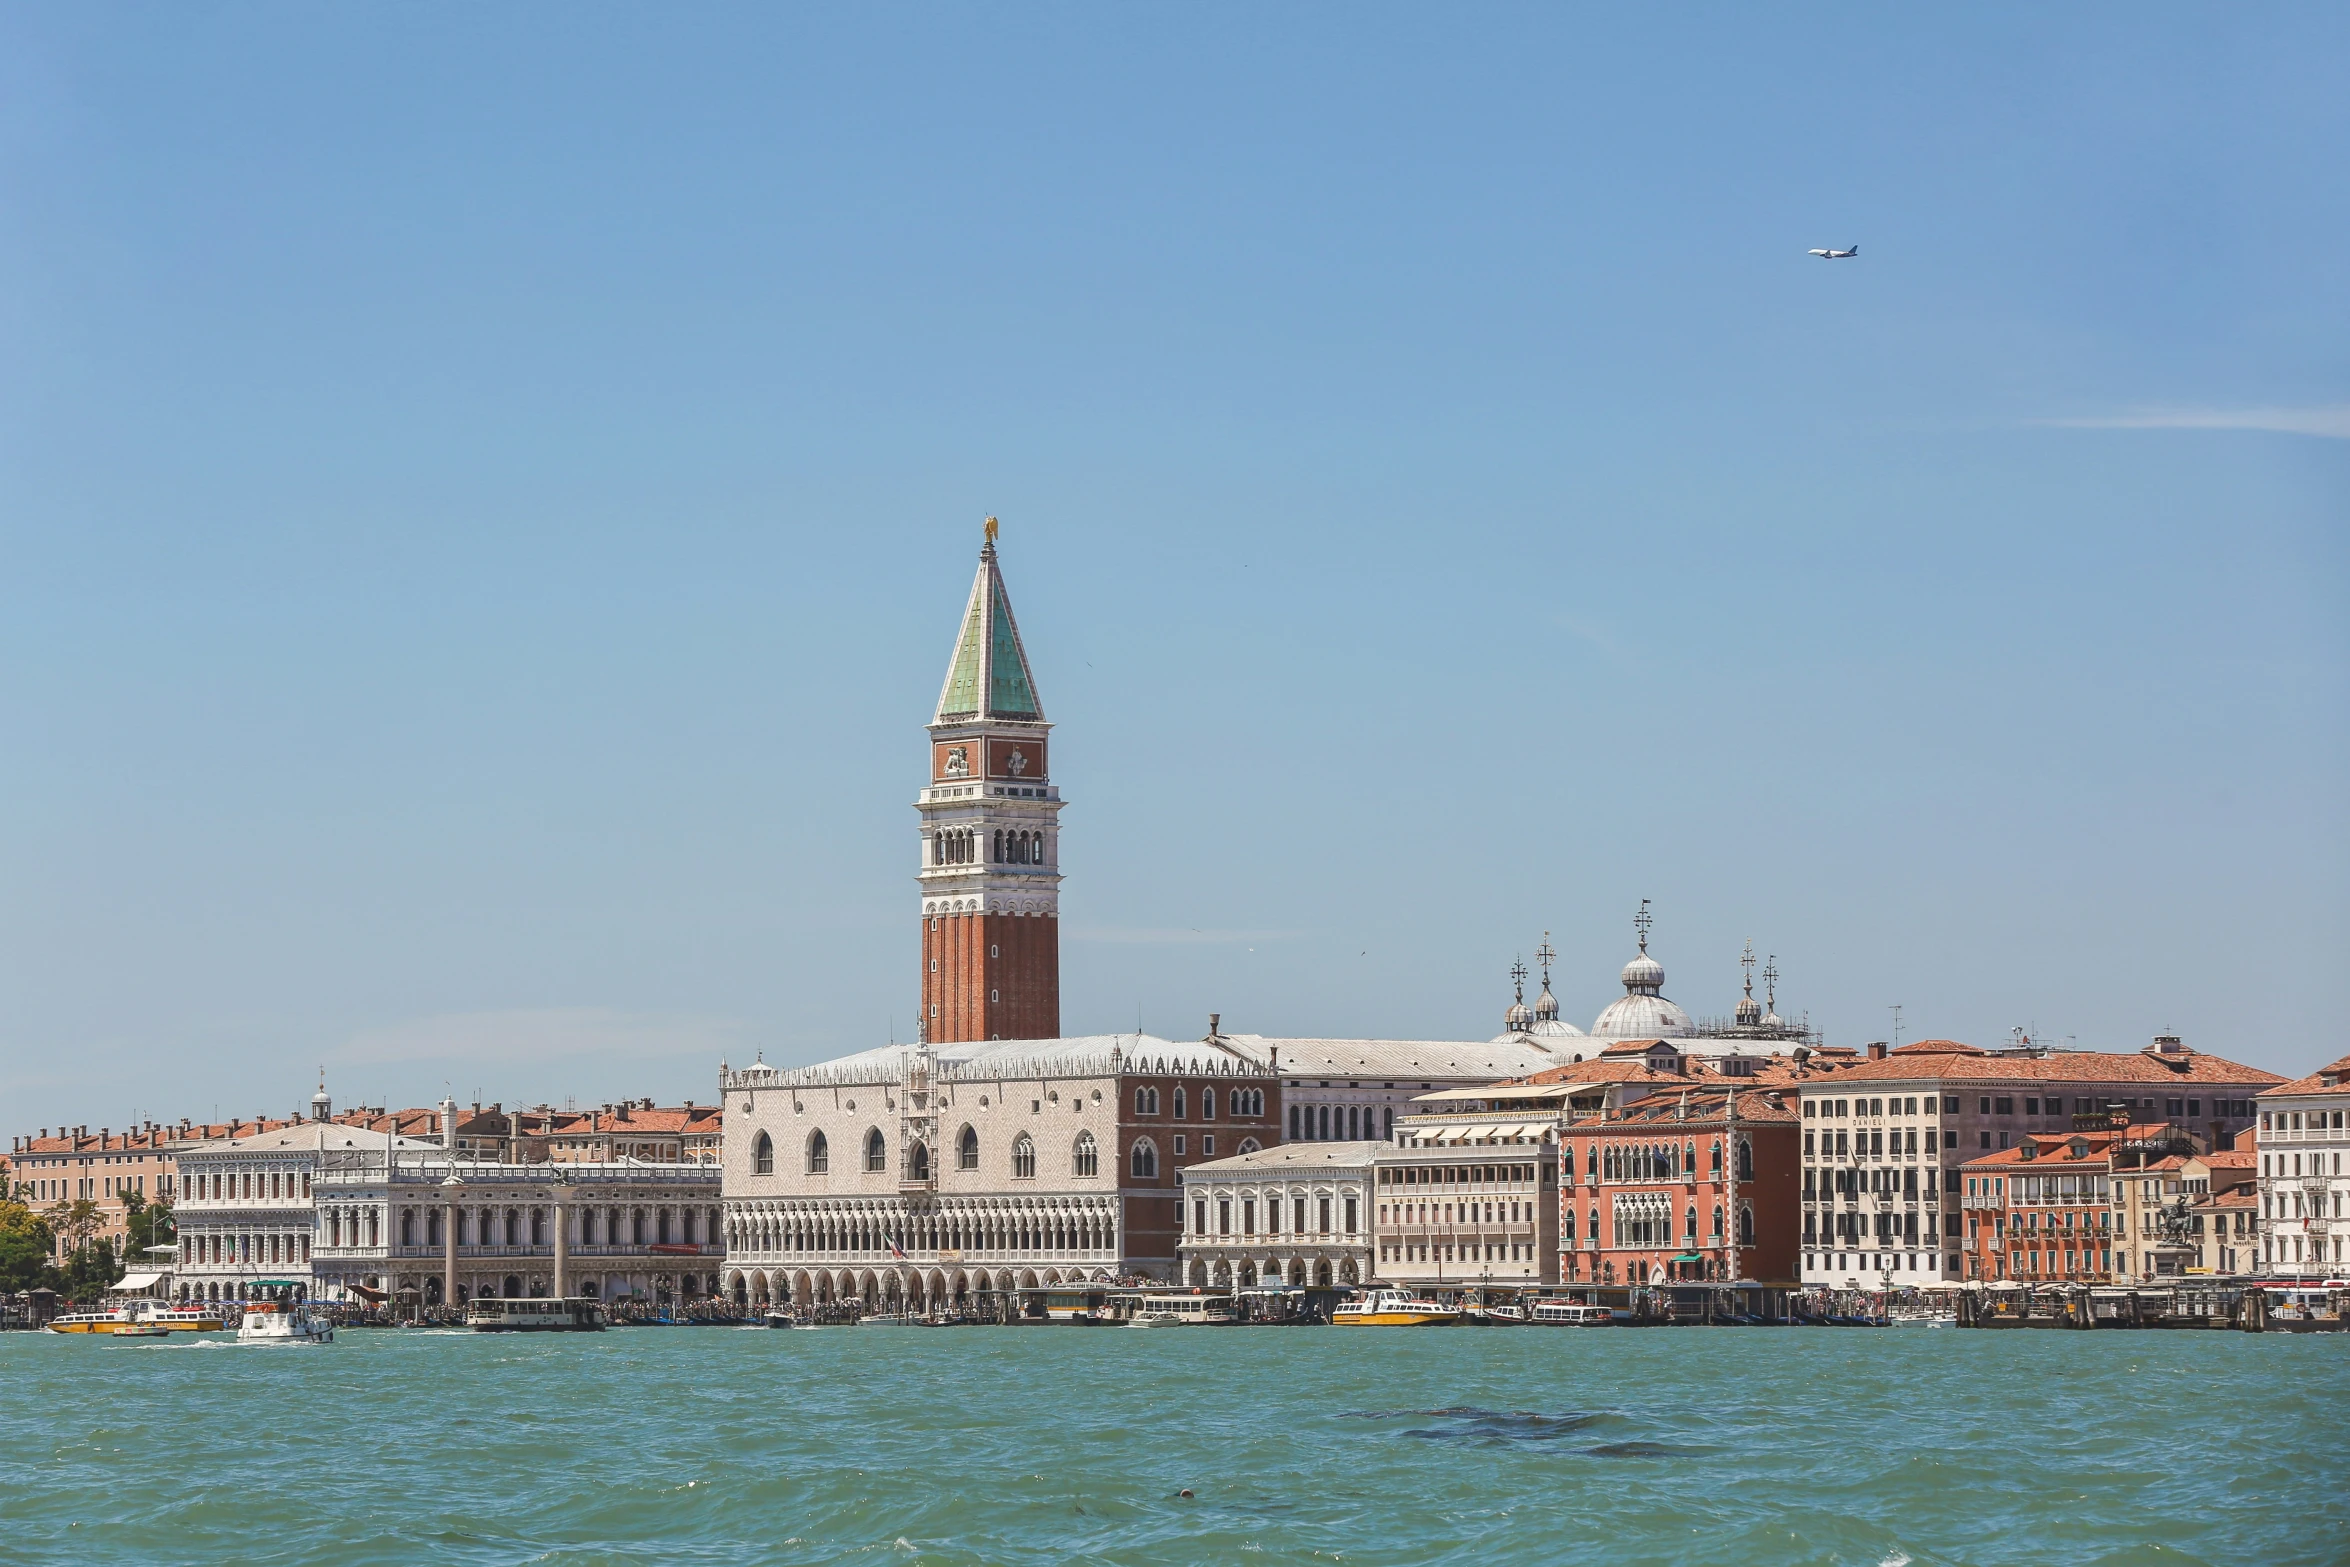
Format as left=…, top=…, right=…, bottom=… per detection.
left=1012, top=1134, right=1036, bottom=1180
left=1072, top=1131, right=1099, bottom=1177
left=910, top=1142, right=931, bottom=1181
left=1173, top=1086, right=1187, bottom=1120
left=958, top=1125, right=980, bottom=1170
left=1202, top=1088, right=1216, bottom=1121
left=1130, top=1139, right=1159, bottom=1180
left=1739, top=1204, right=1756, bottom=1245
left=865, top=1128, right=888, bottom=1173
left=1737, top=1138, right=1755, bottom=1182
left=753, top=1132, right=774, bottom=1175
left=806, top=1130, right=829, bottom=1174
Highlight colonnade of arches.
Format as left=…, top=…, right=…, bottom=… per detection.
left=1182, top=1255, right=1358, bottom=1289
left=726, top=1197, right=1120, bottom=1262
left=726, top=1264, right=1113, bottom=1309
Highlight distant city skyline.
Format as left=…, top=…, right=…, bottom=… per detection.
left=1, top=8, right=2342, bottom=1125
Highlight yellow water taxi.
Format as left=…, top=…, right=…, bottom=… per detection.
left=47, top=1299, right=225, bottom=1335
left=1330, top=1288, right=1460, bottom=1327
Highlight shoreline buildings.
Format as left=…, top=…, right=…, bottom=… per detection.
left=2257, top=1052, right=2350, bottom=1279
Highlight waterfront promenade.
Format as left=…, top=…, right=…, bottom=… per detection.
left=6, top=1325, right=2342, bottom=1566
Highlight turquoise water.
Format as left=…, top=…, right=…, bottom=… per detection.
left=3, top=1325, right=2342, bottom=1566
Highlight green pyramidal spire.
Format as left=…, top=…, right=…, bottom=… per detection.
left=934, top=522, right=1043, bottom=723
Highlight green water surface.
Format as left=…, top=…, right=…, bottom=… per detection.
left=2, top=1324, right=2340, bottom=1566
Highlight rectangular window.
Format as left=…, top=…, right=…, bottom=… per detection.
left=1217, top=1199, right=1230, bottom=1236
left=1242, top=1199, right=1255, bottom=1235
left=1345, top=1197, right=1358, bottom=1233
left=1318, top=1197, right=1331, bottom=1234
left=1193, top=1201, right=1206, bottom=1234
left=1172, top=1135, right=1185, bottom=1156
left=1995, top=1098, right=2013, bottom=1116
left=1202, top=1136, right=1215, bottom=1156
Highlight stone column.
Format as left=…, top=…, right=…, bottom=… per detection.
left=441, top=1177, right=463, bottom=1310
left=552, top=1189, right=570, bottom=1300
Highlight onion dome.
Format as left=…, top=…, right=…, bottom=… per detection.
left=1504, top=997, right=1533, bottom=1032
left=1533, top=984, right=1560, bottom=1023
left=1620, top=952, right=1666, bottom=994
left=1736, top=993, right=1763, bottom=1026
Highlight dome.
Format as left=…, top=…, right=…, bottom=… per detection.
left=1591, top=993, right=1696, bottom=1040
left=1620, top=953, right=1665, bottom=994
left=1533, top=985, right=1560, bottom=1022
left=1735, top=995, right=1763, bottom=1026
left=1760, top=1010, right=1785, bottom=1031
left=1503, top=999, right=1532, bottom=1032
left=1529, top=1015, right=1587, bottom=1039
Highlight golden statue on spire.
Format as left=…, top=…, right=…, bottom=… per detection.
left=984, top=514, right=999, bottom=543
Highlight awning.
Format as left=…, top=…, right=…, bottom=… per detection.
left=1458, top=1126, right=1497, bottom=1142
left=110, top=1272, right=166, bottom=1291
left=1669, top=1254, right=1704, bottom=1263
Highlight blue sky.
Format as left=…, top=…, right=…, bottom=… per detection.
left=1, top=7, right=2343, bottom=1127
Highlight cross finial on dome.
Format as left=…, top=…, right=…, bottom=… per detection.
left=1535, top=934, right=1555, bottom=990
left=1510, top=957, right=1527, bottom=1002
left=1762, top=955, right=1778, bottom=1010
left=1740, top=941, right=1756, bottom=998
left=1634, top=899, right=1653, bottom=954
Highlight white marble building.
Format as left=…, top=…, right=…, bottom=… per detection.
left=1177, top=1142, right=1376, bottom=1290
left=172, top=1105, right=443, bottom=1304
left=2257, top=1052, right=2350, bottom=1279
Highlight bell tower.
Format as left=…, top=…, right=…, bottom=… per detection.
left=917, top=519, right=1062, bottom=1042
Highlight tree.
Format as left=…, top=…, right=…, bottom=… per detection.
left=0, top=1191, right=59, bottom=1293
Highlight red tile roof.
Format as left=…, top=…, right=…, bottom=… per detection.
left=2256, top=1052, right=2350, bottom=1099
left=1791, top=1043, right=2282, bottom=1088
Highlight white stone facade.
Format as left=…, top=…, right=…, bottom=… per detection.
left=2257, top=1063, right=2350, bottom=1280
left=1178, top=1142, right=1375, bottom=1290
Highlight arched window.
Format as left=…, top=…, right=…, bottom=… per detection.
left=753, top=1132, right=774, bottom=1175
left=911, top=1142, right=931, bottom=1181
left=992, top=829, right=1003, bottom=861
left=1685, top=1204, right=1698, bottom=1240
left=1710, top=1138, right=1723, bottom=1173
left=1173, top=1086, right=1187, bottom=1120
left=1237, top=1137, right=1261, bottom=1155
left=1072, top=1131, right=1098, bottom=1177
left=1130, top=1139, right=1158, bottom=1180
left=1739, top=1204, right=1756, bottom=1244
left=807, top=1130, right=829, bottom=1174
left=1737, top=1138, right=1755, bottom=1182
left=1712, top=1204, right=1724, bottom=1239
left=1135, top=1086, right=1158, bottom=1115
left=1012, top=1135, right=1036, bottom=1179
left=1202, top=1088, right=1216, bottom=1120
left=958, top=1125, right=980, bottom=1170
left=865, top=1128, right=888, bottom=1173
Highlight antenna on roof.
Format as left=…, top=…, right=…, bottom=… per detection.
left=1889, top=1004, right=1903, bottom=1049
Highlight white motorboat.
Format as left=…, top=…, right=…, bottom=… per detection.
left=1127, top=1292, right=1237, bottom=1327
left=237, top=1286, right=334, bottom=1344
left=465, top=1296, right=606, bottom=1333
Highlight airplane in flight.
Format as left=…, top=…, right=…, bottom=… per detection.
left=1808, top=244, right=1859, bottom=259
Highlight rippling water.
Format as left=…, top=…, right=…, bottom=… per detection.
left=4, top=1324, right=2342, bottom=1565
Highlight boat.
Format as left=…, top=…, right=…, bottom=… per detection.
left=464, top=1296, right=606, bottom=1333
left=1127, top=1291, right=1238, bottom=1327
left=113, top=1322, right=172, bottom=1338
left=1470, top=1302, right=1527, bottom=1325
left=1529, top=1301, right=1613, bottom=1327
left=237, top=1287, right=335, bottom=1345
left=857, top=1313, right=925, bottom=1328
left=47, top=1298, right=226, bottom=1335
left=1329, top=1288, right=1461, bottom=1327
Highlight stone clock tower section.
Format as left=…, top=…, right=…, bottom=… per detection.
left=917, top=525, right=1062, bottom=1043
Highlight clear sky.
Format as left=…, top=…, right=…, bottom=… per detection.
left=2, top=7, right=2343, bottom=1130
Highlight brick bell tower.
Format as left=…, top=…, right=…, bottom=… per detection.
left=917, top=518, right=1062, bottom=1042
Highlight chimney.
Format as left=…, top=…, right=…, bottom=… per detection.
left=1208, top=1013, right=1221, bottom=1040
left=1866, top=1041, right=1888, bottom=1061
